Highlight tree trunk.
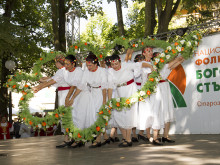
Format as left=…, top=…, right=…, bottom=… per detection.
left=156, top=0, right=181, bottom=34
left=3, top=0, right=13, bottom=17
left=0, top=0, right=15, bottom=121
left=115, top=0, right=125, bottom=36
left=0, top=56, right=9, bottom=119
left=51, top=0, right=60, bottom=51
left=8, top=91, right=12, bottom=123
left=58, top=0, right=66, bottom=52
left=145, top=0, right=156, bottom=36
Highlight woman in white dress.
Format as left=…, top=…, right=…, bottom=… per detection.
left=61, top=54, right=90, bottom=148
left=102, top=56, right=120, bottom=144
left=134, top=54, right=145, bottom=89
left=69, top=53, right=108, bottom=148
left=132, top=54, right=146, bottom=142
left=157, top=55, right=184, bottom=143
left=137, top=47, right=164, bottom=146
left=124, top=51, right=147, bottom=143
left=108, top=54, right=151, bottom=147
left=32, top=54, right=73, bottom=148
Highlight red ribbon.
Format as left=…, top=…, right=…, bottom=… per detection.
left=127, top=79, right=134, bottom=85
left=58, top=87, right=71, bottom=91
left=159, top=80, right=166, bottom=83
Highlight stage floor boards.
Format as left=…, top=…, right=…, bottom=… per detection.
left=0, top=134, right=220, bottom=165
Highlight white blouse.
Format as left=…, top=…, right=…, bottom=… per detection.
left=63, top=67, right=83, bottom=87
left=108, top=62, right=142, bottom=89
left=160, top=64, right=171, bottom=79
left=78, top=66, right=108, bottom=90
left=141, top=61, right=152, bottom=86
left=51, top=67, right=69, bottom=88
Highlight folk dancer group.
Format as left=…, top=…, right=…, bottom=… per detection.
left=32, top=46, right=184, bottom=148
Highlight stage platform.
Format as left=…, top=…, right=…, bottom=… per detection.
left=0, top=134, right=220, bottom=165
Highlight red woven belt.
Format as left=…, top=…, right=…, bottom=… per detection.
left=159, top=80, right=166, bottom=83
left=136, top=82, right=141, bottom=86
left=58, top=87, right=71, bottom=91
left=127, top=79, right=134, bottom=85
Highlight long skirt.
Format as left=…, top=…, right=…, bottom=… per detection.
left=58, top=89, right=69, bottom=133
left=72, top=88, right=103, bottom=129
left=113, top=83, right=138, bottom=129
left=137, top=87, right=164, bottom=130
left=158, top=82, right=175, bottom=124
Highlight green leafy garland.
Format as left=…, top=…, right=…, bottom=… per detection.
left=5, top=31, right=202, bottom=141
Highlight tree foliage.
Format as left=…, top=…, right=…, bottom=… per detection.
left=80, top=14, right=114, bottom=46
left=126, top=0, right=219, bottom=37
left=0, top=0, right=105, bottom=116
left=125, top=1, right=145, bottom=39
left=107, top=0, right=128, bottom=36
left=181, top=0, right=220, bottom=25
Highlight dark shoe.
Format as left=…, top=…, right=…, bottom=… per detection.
left=56, top=143, right=67, bottom=148
left=152, top=139, right=163, bottom=146
left=56, top=141, right=73, bottom=148
left=101, top=138, right=111, bottom=145
left=158, top=137, right=162, bottom=142
left=127, top=141, right=132, bottom=147
left=138, top=134, right=149, bottom=143
left=69, top=141, right=84, bottom=148
left=109, top=137, right=115, bottom=142
left=115, top=137, right=120, bottom=142
left=89, top=142, right=102, bottom=148
left=118, top=141, right=132, bottom=147
left=162, top=137, right=175, bottom=143
left=131, top=137, right=139, bottom=142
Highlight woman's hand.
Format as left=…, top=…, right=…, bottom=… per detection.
left=150, top=65, right=156, bottom=72
left=39, top=77, right=50, bottom=83
left=32, top=87, right=39, bottom=93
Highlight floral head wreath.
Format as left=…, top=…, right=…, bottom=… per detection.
left=54, top=58, right=65, bottom=63
left=110, top=58, right=121, bottom=63
left=104, top=59, right=111, bottom=63
left=143, top=47, right=153, bottom=53
left=86, top=56, right=98, bottom=64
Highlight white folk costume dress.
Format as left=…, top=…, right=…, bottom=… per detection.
left=135, top=75, right=142, bottom=90
left=108, top=62, right=141, bottom=129
left=137, top=61, right=163, bottom=130
left=78, top=66, right=108, bottom=128
left=51, top=67, right=70, bottom=133
left=158, top=64, right=175, bottom=124
left=63, top=67, right=88, bottom=129
left=128, top=60, right=142, bottom=90
left=106, top=67, right=117, bottom=128
left=52, top=67, right=70, bottom=106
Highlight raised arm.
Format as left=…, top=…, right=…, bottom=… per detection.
left=39, top=77, right=51, bottom=83
left=141, top=62, right=155, bottom=72
left=32, top=79, right=56, bottom=93
left=125, top=48, right=134, bottom=62
left=168, top=56, right=185, bottom=70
